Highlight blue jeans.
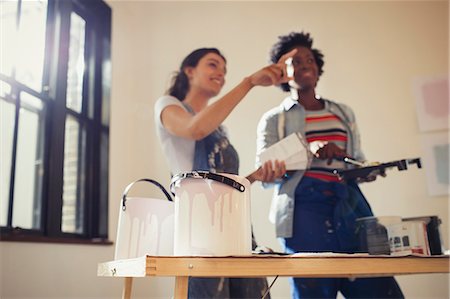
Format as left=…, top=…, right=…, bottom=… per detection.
left=281, top=177, right=404, bottom=299
left=188, top=277, right=269, bottom=299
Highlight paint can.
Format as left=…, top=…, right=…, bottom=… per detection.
left=114, top=179, right=174, bottom=260
left=356, top=216, right=402, bottom=255
left=170, top=171, right=252, bottom=256
left=402, top=215, right=443, bottom=255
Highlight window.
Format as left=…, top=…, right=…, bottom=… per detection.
left=0, top=0, right=111, bottom=243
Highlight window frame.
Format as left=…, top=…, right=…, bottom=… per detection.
left=0, top=0, right=112, bottom=244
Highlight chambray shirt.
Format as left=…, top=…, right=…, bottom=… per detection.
left=256, top=96, right=365, bottom=238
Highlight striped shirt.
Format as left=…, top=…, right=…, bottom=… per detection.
left=304, top=110, right=347, bottom=182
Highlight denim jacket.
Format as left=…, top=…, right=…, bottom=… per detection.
left=256, top=96, right=366, bottom=238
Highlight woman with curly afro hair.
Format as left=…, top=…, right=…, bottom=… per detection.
left=256, top=31, right=404, bottom=299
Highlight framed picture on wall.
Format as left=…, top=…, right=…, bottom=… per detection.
left=420, top=131, right=449, bottom=196
left=413, top=74, right=449, bottom=132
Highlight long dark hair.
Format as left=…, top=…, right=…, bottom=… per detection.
left=167, top=48, right=226, bottom=101
left=270, top=31, right=324, bottom=92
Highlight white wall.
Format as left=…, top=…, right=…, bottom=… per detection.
left=1, top=1, right=448, bottom=298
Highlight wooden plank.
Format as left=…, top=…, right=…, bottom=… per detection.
left=97, top=255, right=449, bottom=299
left=122, top=277, right=133, bottom=299
left=174, top=276, right=189, bottom=299
left=144, top=256, right=449, bottom=278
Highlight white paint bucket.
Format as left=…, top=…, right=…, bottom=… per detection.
left=114, top=179, right=174, bottom=260
left=170, top=171, right=252, bottom=256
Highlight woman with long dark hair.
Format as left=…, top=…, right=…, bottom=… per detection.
left=154, top=47, right=294, bottom=298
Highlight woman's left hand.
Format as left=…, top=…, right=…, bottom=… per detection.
left=314, top=142, right=347, bottom=165
left=357, top=168, right=387, bottom=183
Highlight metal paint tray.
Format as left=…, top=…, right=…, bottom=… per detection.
left=333, top=158, right=422, bottom=181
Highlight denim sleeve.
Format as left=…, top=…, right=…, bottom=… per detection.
left=256, top=109, right=283, bottom=189
left=338, top=103, right=366, bottom=162
left=347, top=106, right=366, bottom=162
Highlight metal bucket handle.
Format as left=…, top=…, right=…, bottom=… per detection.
left=122, top=178, right=173, bottom=211
left=170, top=170, right=246, bottom=195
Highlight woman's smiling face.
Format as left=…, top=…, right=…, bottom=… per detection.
left=186, top=52, right=227, bottom=97
left=290, top=46, right=320, bottom=90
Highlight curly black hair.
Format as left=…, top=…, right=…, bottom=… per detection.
left=270, top=31, right=324, bottom=92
